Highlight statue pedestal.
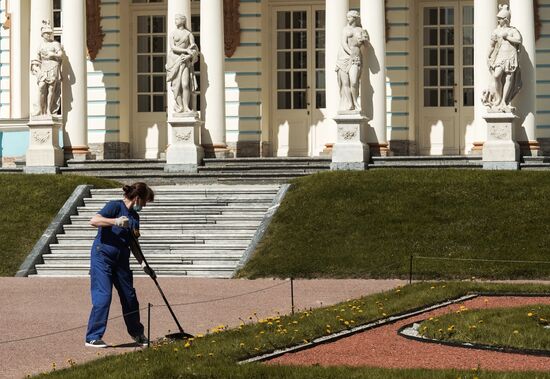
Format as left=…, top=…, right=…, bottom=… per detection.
left=165, top=113, right=204, bottom=173
left=24, top=116, right=64, bottom=174
left=482, top=113, right=520, bottom=170
left=330, top=113, right=370, bottom=171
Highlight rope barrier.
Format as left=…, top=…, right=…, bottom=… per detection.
left=414, top=256, right=550, bottom=265
left=0, top=280, right=290, bottom=346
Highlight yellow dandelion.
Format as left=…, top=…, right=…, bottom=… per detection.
left=528, top=312, right=534, bottom=317
left=513, top=330, right=519, bottom=334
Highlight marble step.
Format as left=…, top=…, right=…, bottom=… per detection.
left=34, top=264, right=234, bottom=278
left=60, top=229, right=255, bottom=237
left=62, top=224, right=259, bottom=232
left=69, top=214, right=263, bottom=223
left=55, top=235, right=251, bottom=245
left=50, top=243, right=247, bottom=252
left=42, top=255, right=239, bottom=266
left=75, top=208, right=267, bottom=216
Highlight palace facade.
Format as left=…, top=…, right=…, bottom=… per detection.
left=0, top=0, right=549, bottom=164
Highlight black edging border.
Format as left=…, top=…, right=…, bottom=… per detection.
left=398, top=292, right=550, bottom=358
left=239, top=292, right=550, bottom=365
left=238, top=294, right=478, bottom=364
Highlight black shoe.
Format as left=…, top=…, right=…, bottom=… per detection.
left=133, top=334, right=149, bottom=347
left=85, top=339, right=108, bottom=348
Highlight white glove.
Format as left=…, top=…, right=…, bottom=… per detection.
left=114, top=216, right=129, bottom=228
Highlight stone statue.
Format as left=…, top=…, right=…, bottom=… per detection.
left=335, top=10, right=369, bottom=113
left=31, top=20, right=63, bottom=117
left=166, top=14, right=199, bottom=114
left=482, top=4, right=523, bottom=113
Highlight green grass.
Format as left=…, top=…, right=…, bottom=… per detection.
left=0, top=174, right=119, bottom=276
left=419, top=304, right=550, bottom=351
left=40, top=282, right=550, bottom=378
left=238, top=170, right=550, bottom=280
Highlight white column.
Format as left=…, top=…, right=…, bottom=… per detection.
left=324, top=0, right=348, bottom=151
left=10, top=0, right=30, bottom=118
left=362, top=0, right=388, bottom=156
left=200, top=0, right=228, bottom=157
left=166, top=0, right=192, bottom=144
left=510, top=0, right=538, bottom=155
left=62, top=0, right=88, bottom=160
left=473, top=0, right=497, bottom=154
left=29, top=0, right=52, bottom=117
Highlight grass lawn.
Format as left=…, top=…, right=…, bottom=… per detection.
left=238, top=170, right=550, bottom=280
left=40, top=282, right=550, bottom=378
left=0, top=174, right=119, bottom=276
left=420, top=304, right=550, bottom=351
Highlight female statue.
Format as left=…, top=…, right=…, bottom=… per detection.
left=165, top=14, right=199, bottom=114
left=482, top=4, right=523, bottom=113
left=335, top=10, right=369, bottom=113
left=31, top=20, right=63, bottom=117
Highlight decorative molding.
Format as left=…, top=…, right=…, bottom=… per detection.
left=175, top=130, right=192, bottom=142
left=385, top=0, right=389, bottom=43
left=32, top=130, right=51, bottom=144
left=535, top=0, right=542, bottom=41
left=224, top=0, right=240, bottom=58
left=338, top=125, right=358, bottom=141
left=86, top=0, right=105, bottom=61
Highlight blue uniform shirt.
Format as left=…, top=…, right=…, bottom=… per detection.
left=94, top=200, right=140, bottom=254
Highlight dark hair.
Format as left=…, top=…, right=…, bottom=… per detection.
left=123, top=182, right=154, bottom=202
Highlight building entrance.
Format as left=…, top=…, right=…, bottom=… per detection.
left=418, top=1, right=475, bottom=155
left=271, top=5, right=326, bottom=157
left=131, top=11, right=168, bottom=159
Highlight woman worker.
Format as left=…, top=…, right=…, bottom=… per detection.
left=85, top=182, right=155, bottom=348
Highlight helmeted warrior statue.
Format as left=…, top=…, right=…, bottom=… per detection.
left=482, top=4, right=523, bottom=113
left=335, top=10, right=370, bottom=113
left=31, top=20, right=63, bottom=117
left=165, top=14, right=199, bottom=114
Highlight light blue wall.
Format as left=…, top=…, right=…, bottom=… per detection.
left=1, top=132, right=28, bottom=157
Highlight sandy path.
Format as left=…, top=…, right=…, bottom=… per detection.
left=0, top=277, right=405, bottom=378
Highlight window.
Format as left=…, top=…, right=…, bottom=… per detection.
left=136, top=15, right=167, bottom=112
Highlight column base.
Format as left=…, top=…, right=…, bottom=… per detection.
left=203, top=144, right=232, bottom=158
left=368, top=143, right=390, bottom=157
left=470, top=142, right=484, bottom=155
left=321, top=143, right=334, bottom=158
left=64, top=146, right=90, bottom=161
left=483, top=161, right=520, bottom=170
left=330, top=162, right=367, bottom=170
left=518, top=141, right=540, bottom=157
left=23, top=166, right=61, bottom=174
left=164, top=164, right=199, bottom=173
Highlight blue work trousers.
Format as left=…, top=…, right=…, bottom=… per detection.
left=86, top=242, right=144, bottom=341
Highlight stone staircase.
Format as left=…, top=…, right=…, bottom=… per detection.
left=520, top=156, right=550, bottom=170
left=370, top=155, right=483, bottom=168
left=33, top=185, right=281, bottom=278
left=60, top=158, right=332, bottom=184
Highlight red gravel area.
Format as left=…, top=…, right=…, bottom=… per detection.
left=269, top=296, right=550, bottom=372
left=0, top=277, right=404, bottom=379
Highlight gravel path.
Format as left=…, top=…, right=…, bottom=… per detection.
left=0, top=277, right=404, bottom=378
left=269, top=296, right=550, bottom=372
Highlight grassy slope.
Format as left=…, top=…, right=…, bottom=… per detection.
left=0, top=174, right=119, bottom=276
left=41, top=282, right=550, bottom=378
left=420, top=304, right=550, bottom=351
left=239, top=170, right=550, bottom=279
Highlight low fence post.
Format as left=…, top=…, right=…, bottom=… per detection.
left=409, top=255, right=413, bottom=284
